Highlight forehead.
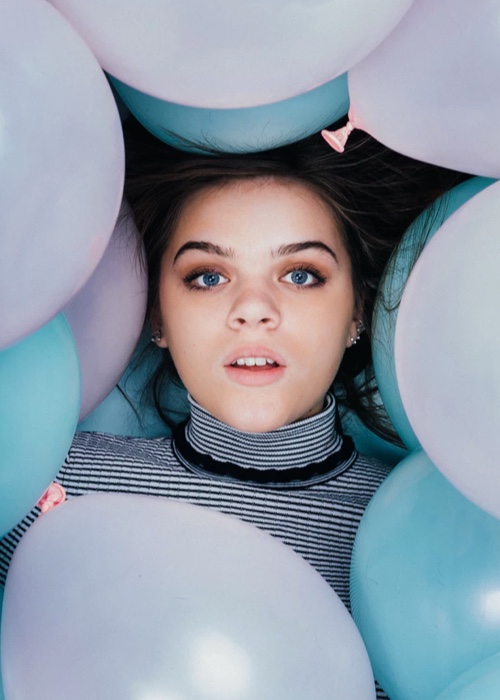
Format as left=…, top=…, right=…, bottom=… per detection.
left=170, top=177, right=345, bottom=251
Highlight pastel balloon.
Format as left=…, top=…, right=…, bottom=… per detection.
left=0, top=0, right=124, bottom=349
left=0, top=315, right=80, bottom=537
left=49, top=0, right=412, bottom=108
left=64, top=202, right=147, bottom=420
left=395, top=180, right=500, bottom=518
left=2, top=494, right=376, bottom=699
left=341, top=407, right=407, bottom=467
left=0, top=586, right=4, bottom=700
left=436, top=653, right=500, bottom=700
left=111, top=74, right=349, bottom=153
left=348, top=0, right=500, bottom=176
left=351, top=450, right=500, bottom=699
left=372, top=177, right=495, bottom=450
left=77, top=331, right=189, bottom=438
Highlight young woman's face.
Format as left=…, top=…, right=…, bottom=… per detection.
left=156, top=179, right=360, bottom=432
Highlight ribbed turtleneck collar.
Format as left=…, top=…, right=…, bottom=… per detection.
left=171, top=394, right=357, bottom=486
left=187, top=393, right=341, bottom=469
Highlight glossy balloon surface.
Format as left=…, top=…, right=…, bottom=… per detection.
left=49, top=0, right=412, bottom=107
left=349, top=0, right=500, bottom=176
left=0, top=315, right=80, bottom=536
left=0, top=0, right=124, bottom=348
left=351, top=450, right=500, bottom=699
left=372, top=177, right=495, bottom=450
left=2, top=494, right=375, bottom=699
left=395, top=180, right=500, bottom=518
left=64, top=201, right=147, bottom=420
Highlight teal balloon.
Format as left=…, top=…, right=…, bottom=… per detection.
left=78, top=332, right=189, bottom=438
left=372, top=177, right=495, bottom=449
left=110, top=74, right=349, bottom=153
left=436, top=653, right=500, bottom=699
left=0, top=315, right=81, bottom=536
left=0, top=585, right=4, bottom=700
left=351, top=449, right=500, bottom=699
left=436, top=653, right=500, bottom=700
left=341, top=408, right=407, bottom=467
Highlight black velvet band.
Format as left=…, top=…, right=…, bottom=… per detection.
left=172, top=419, right=357, bottom=486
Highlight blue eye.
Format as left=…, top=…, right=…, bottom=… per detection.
left=201, top=272, right=221, bottom=286
left=282, top=269, right=319, bottom=286
left=188, top=270, right=229, bottom=288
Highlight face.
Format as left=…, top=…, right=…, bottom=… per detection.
left=155, top=179, right=360, bottom=432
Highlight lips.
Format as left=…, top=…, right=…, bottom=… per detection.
left=232, top=357, right=278, bottom=369
left=223, top=347, right=286, bottom=386
left=223, top=347, right=286, bottom=369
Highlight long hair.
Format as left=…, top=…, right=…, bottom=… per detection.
left=123, top=117, right=466, bottom=442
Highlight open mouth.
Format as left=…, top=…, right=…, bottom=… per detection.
left=230, top=357, right=280, bottom=369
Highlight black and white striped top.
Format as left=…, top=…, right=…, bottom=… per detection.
left=0, top=394, right=390, bottom=609
left=0, top=393, right=391, bottom=697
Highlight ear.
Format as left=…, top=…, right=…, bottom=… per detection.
left=346, top=317, right=364, bottom=349
left=150, top=308, right=168, bottom=349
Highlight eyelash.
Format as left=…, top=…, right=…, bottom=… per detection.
left=283, top=264, right=326, bottom=287
left=182, top=264, right=327, bottom=291
left=183, top=267, right=227, bottom=291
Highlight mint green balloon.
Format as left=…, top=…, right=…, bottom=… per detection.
left=0, top=315, right=81, bottom=535
left=110, top=73, right=349, bottom=154
left=436, top=653, right=500, bottom=699
left=78, top=331, right=188, bottom=438
left=0, top=585, right=4, bottom=700
left=351, top=449, right=500, bottom=699
left=372, top=177, right=495, bottom=449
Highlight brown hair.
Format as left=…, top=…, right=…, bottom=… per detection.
left=123, top=117, right=466, bottom=442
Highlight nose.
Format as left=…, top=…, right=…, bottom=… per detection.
left=227, top=282, right=281, bottom=330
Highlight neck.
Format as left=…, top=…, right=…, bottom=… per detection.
left=172, top=393, right=357, bottom=486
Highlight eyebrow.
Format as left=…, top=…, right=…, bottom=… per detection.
left=173, top=241, right=235, bottom=264
left=172, top=239, right=338, bottom=264
left=273, top=241, right=338, bottom=262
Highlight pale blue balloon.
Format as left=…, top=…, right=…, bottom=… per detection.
left=78, top=332, right=188, bottom=438
left=341, top=408, right=407, bottom=467
left=0, top=315, right=81, bottom=536
left=372, top=177, right=496, bottom=450
left=436, top=653, right=500, bottom=699
left=351, top=449, right=500, bottom=699
left=109, top=73, right=349, bottom=153
left=0, top=585, right=4, bottom=700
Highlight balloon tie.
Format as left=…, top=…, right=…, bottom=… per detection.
left=37, top=482, right=67, bottom=514
left=321, top=111, right=357, bottom=153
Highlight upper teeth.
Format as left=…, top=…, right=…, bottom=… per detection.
left=234, top=357, right=276, bottom=367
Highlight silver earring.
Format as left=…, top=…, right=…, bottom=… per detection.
left=151, top=329, right=162, bottom=343
left=350, top=321, right=365, bottom=346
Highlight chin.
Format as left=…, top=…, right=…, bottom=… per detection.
left=219, top=404, right=293, bottom=434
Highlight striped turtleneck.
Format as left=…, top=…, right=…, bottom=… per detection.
left=0, top=388, right=392, bottom=700
left=172, top=393, right=357, bottom=486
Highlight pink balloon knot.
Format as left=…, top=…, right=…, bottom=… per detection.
left=37, top=482, right=67, bottom=514
left=321, top=112, right=357, bottom=153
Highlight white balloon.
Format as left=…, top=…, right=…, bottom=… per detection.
left=2, top=494, right=375, bottom=699
left=348, top=0, right=500, bottom=177
left=64, top=201, right=147, bottom=420
left=395, top=180, right=500, bottom=518
left=48, top=0, right=413, bottom=108
left=0, top=0, right=124, bottom=348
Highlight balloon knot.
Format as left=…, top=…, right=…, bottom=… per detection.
left=321, top=112, right=357, bottom=153
left=37, top=482, right=67, bottom=514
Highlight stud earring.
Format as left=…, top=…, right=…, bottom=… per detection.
left=151, top=329, right=162, bottom=344
left=350, top=321, right=365, bottom=346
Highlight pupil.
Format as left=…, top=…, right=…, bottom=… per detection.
left=203, top=272, right=220, bottom=286
left=291, top=270, right=308, bottom=285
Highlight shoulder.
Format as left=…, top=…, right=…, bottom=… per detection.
left=347, top=450, right=393, bottom=489
left=65, top=431, right=175, bottom=467
left=353, top=450, right=393, bottom=478
left=317, top=449, right=393, bottom=505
